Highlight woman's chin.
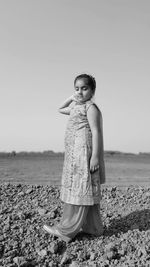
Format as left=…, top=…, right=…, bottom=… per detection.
left=77, top=99, right=85, bottom=104
left=76, top=97, right=91, bottom=104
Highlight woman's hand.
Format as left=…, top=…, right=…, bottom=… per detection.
left=71, top=93, right=80, bottom=102
left=58, top=95, right=75, bottom=115
left=90, top=156, right=99, bottom=173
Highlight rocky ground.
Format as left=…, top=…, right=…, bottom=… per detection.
left=0, top=183, right=150, bottom=267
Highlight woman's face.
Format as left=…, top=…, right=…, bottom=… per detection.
left=74, top=78, right=93, bottom=103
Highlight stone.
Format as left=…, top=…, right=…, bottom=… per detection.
left=18, top=191, right=25, bottom=197
left=90, top=252, right=96, bottom=261
left=48, top=261, right=55, bottom=267
left=46, top=211, right=56, bottom=219
left=37, top=208, right=46, bottom=216
left=106, top=250, right=114, bottom=260
left=13, top=256, right=26, bottom=266
left=60, top=251, right=71, bottom=265
left=26, top=188, right=33, bottom=194
left=88, top=263, right=97, bottom=267
left=48, top=242, right=58, bottom=254
left=36, top=249, right=47, bottom=257
left=69, top=261, right=79, bottom=267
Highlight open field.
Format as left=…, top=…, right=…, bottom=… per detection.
left=0, top=153, right=150, bottom=187
left=0, top=183, right=150, bottom=266
left=0, top=154, right=150, bottom=266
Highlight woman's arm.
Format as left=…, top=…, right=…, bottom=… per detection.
left=58, top=95, right=74, bottom=115
left=87, top=104, right=101, bottom=173
left=87, top=104, right=106, bottom=182
left=99, top=113, right=106, bottom=184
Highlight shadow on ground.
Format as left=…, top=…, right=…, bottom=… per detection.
left=104, top=209, right=150, bottom=236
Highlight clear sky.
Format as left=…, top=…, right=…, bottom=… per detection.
left=0, top=0, right=150, bottom=153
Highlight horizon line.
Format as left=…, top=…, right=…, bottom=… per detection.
left=0, top=150, right=150, bottom=155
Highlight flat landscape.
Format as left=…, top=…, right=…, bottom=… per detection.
left=0, top=152, right=150, bottom=266
left=0, top=152, right=150, bottom=187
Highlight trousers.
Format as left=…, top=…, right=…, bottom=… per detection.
left=55, top=202, right=103, bottom=240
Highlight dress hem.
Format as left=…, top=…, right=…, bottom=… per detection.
left=60, top=196, right=101, bottom=206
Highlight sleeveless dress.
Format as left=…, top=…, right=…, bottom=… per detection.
left=60, top=99, right=105, bottom=206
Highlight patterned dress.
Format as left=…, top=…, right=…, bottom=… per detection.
left=60, top=100, right=105, bottom=206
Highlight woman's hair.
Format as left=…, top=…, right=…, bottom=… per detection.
left=74, top=74, right=96, bottom=95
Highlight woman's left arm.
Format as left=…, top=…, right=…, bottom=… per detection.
left=87, top=104, right=101, bottom=173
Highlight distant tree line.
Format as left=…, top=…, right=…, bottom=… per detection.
left=0, top=150, right=64, bottom=158
left=0, top=150, right=149, bottom=158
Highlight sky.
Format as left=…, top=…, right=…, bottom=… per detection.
left=0, top=0, right=150, bottom=154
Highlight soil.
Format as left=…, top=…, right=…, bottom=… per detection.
left=0, top=183, right=150, bottom=266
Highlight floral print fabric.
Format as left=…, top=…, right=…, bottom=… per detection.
left=60, top=100, right=105, bottom=205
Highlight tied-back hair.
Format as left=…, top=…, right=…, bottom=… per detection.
left=74, top=74, right=96, bottom=95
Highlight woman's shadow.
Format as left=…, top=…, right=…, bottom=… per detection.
left=103, top=209, right=150, bottom=236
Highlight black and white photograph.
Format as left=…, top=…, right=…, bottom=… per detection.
left=0, top=0, right=150, bottom=266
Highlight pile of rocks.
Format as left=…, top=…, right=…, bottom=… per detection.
left=0, top=183, right=150, bottom=266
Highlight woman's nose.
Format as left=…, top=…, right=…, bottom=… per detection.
left=78, top=88, right=82, bottom=94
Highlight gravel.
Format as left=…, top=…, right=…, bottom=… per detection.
left=0, top=183, right=150, bottom=266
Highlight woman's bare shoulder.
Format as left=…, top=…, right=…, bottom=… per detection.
left=87, top=102, right=102, bottom=118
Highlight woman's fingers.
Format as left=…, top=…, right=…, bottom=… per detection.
left=90, top=167, right=94, bottom=173
left=90, top=165, right=99, bottom=173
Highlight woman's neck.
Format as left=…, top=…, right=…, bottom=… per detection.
left=76, top=98, right=92, bottom=105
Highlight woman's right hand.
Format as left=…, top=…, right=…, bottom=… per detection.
left=71, top=93, right=78, bottom=102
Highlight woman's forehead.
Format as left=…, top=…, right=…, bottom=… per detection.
left=75, top=78, right=89, bottom=86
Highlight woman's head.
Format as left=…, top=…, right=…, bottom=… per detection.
left=74, top=74, right=96, bottom=102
